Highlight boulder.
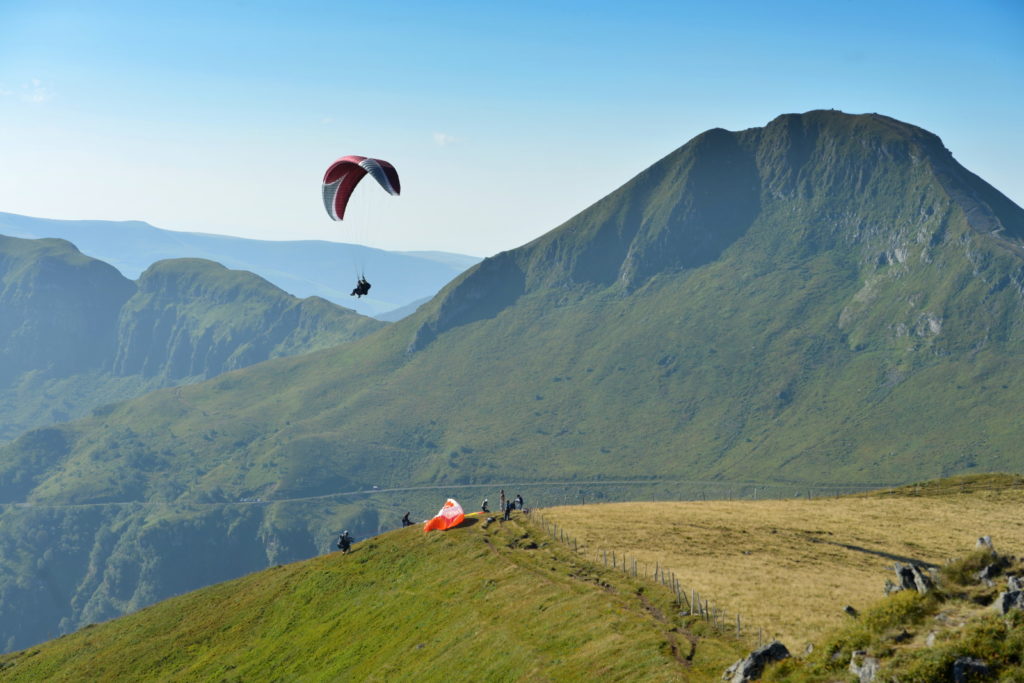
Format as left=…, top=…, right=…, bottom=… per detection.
left=952, top=657, right=990, bottom=682
left=891, top=629, right=912, bottom=643
left=975, top=564, right=1000, bottom=582
left=975, top=554, right=1009, bottom=583
left=994, top=590, right=1024, bottom=615
left=849, top=650, right=880, bottom=682
left=722, top=641, right=790, bottom=682
left=893, top=563, right=932, bottom=594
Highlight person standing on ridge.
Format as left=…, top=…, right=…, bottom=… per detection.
left=401, top=512, right=413, bottom=527
left=499, top=490, right=506, bottom=516
left=337, top=530, right=354, bottom=553
left=515, top=494, right=524, bottom=510
left=481, top=499, right=490, bottom=513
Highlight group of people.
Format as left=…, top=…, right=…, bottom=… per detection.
left=338, top=490, right=528, bottom=553
left=481, top=489, right=524, bottom=521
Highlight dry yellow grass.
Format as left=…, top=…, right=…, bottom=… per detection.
left=540, top=480, right=1024, bottom=648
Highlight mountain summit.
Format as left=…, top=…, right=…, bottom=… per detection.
left=1, top=110, right=1023, bottom=651
left=411, top=110, right=1022, bottom=349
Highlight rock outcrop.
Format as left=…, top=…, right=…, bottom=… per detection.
left=994, top=587, right=1024, bottom=615
left=886, top=563, right=933, bottom=595
left=952, top=657, right=990, bottom=682
left=722, top=641, right=790, bottom=682
left=849, top=650, right=880, bottom=682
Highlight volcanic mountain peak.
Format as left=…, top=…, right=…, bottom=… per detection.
left=410, top=110, right=1024, bottom=351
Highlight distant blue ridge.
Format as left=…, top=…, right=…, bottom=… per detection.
left=0, top=212, right=481, bottom=319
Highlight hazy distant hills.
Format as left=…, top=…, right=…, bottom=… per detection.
left=2, top=110, right=1024, bottom=651
left=0, top=235, right=383, bottom=439
left=0, top=212, right=481, bottom=318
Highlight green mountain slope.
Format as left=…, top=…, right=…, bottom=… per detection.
left=0, top=237, right=383, bottom=439
left=0, top=514, right=743, bottom=681
left=2, top=110, right=1024, bottom=651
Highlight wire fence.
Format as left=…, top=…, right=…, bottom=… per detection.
left=528, top=508, right=768, bottom=646
left=872, top=480, right=1024, bottom=497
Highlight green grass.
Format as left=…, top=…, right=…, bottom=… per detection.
left=0, top=513, right=746, bottom=681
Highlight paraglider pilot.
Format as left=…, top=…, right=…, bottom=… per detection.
left=351, top=277, right=371, bottom=298
left=337, top=529, right=353, bottom=553
left=402, top=512, right=413, bottom=527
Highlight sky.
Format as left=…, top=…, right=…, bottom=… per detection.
left=0, top=0, right=1021, bottom=257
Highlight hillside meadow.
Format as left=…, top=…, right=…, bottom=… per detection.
left=0, top=513, right=745, bottom=681
left=539, top=474, right=1024, bottom=648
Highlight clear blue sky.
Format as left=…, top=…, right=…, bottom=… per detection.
left=1, top=0, right=1021, bottom=256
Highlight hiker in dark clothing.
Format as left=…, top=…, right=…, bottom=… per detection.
left=503, top=499, right=514, bottom=521
left=515, top=494, right=524, bottom=510
left=481, top=499, right=490, bottom=513
left=401, top=512, right=413, bottom=527
left=337, top=530, right=353, bottom=553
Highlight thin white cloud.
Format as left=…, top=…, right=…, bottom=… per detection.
left=321, top=116, right=335, bottom=125
left=21, top=79, right=54, bottom=103
left=433, top=132, right=457, bottom=147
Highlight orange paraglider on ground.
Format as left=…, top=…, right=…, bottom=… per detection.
left=423, top=498, right=466, bottom=533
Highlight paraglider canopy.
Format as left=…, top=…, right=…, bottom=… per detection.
left=423, top=498, right=465, bottom=533
left=322, top=155, right=401, bottom=221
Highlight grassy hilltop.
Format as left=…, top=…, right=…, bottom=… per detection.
left=3, top=110, right=1024, bottom=651
left=0, top=512, right=746, bottom=681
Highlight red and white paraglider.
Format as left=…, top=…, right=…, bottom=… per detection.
left=321, top=155, right=401, bottom=298
left=322, top=155, right=401, bottom=221
left=423, top=498, right=465, bottom=533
